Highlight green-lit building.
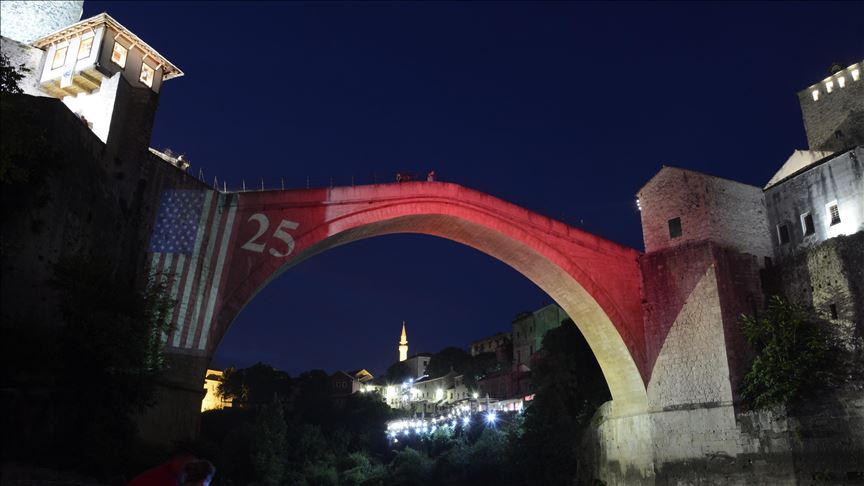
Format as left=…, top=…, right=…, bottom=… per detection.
left=512, top=304, right=569, bottom=367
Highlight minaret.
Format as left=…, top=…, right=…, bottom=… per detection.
left=399, top=321, right=408, bottom=362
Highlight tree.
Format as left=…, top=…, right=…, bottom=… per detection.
left=252, top=400, right=288, bottom=485
left=384, top=360, right=413, bottom=383
left=458, top=351, right=499, bottom=388
left=516, top=320, right=610, bottom=485
left=0, top=52, right=25, bottom=94
left=49, top=254, right=175, bottom=471
left=219, top=362, right=293, bottom=408
left=740, top=296, right=830, bottom=409
left=426, top=347, right=470, bottom=378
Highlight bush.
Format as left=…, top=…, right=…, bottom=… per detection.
left=252, top=400, right=287, bottom=485
left=389, top=447, right=434, bottom=486
left=740, top=296, right=830, bottom=409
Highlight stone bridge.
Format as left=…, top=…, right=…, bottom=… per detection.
left=142, top=179, right=779, bottom=484
left=149, top=182, right=648, bottom=414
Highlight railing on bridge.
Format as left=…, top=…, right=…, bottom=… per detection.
left=192, top=171, right=439, bottom=194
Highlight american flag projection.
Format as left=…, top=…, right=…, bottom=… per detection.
left=148, top=189, right=238, bottom=351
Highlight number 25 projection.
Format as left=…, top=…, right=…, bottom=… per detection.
left=240, top=213, right=300, bottom=257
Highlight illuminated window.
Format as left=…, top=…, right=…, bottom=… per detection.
left=777, top=223, right=790, bottom=245
left=811, top=89, right=819, bottom=101
left=668, top=217, right=682, bottom=238
left=111, top=41, right=128, bottom=68
left=800, top=212, right=814, bottom=236
left=852, top=68, right=860, bottom=81
left=140, top=62, right=155, bottom=87
left=825, top=80, right=834, bottom=93
left=52, top=46, right=68, bottom=69
left=77, top=36, right=94, bottom=60
left=826, top=201, right=840, bottom=226
left=837, top=76, right=846, bottom=88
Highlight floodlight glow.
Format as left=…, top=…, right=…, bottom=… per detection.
left=463, top=416, right=470, bottom=426
left=812, top=89, right=820, bottom=101
left=838, top=76, right=846, bottom=88
left=852, top=68, right=860, bottom=81
left=473, top=392, right=479, bottom=399
left=485, top=412, right=498, bottom=424
left=825, top=80, right=834, bottom=93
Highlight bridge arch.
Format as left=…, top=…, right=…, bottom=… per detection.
left=158, top=182, right=648, bottom=415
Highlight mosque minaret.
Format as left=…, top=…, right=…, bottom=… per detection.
left=398, top=321, right=408, bottom=362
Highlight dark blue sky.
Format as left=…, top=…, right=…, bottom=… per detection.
left=87, top=1, right=863, bottom=376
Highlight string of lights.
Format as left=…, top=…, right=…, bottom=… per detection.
left=385, top=402, right=507, bottom=443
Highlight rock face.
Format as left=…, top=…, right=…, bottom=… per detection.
left=0, top=94, right=207, bottom=453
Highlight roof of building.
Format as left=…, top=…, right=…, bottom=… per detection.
left=471, top=332, right=512, bottom=345
left=349, top=369, right=375, bottom=382
left=797, top=60, right=861, bottom=94
left=331, top=370, right=356, bottom=381
left=637, top=165, right=762, bottom=194
left=30, top=12, right=183, bottom=80
left=415, top=370, right=457, bottom=384
left=764, top=150, right=835, bottom=189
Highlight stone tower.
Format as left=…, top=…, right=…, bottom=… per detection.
left=0, top=0, right=84, bottom=43
left=797, top=60, right=863, bottom=152
left=399, top=321, right=408, bottom=362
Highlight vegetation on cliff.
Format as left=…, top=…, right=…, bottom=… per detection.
left=740, top=295, right=863, bottom=410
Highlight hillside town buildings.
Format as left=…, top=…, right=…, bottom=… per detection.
left=200, top=369, right=232, bottom=412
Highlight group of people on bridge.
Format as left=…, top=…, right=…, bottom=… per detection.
left=395, top=170, right=436, bottom=182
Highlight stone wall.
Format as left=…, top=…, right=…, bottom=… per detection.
left=584, top=224, right=863, bottom=484
left=797, top=62, right=864, bottom=152
left=581, top=389, right=864, bottom=485
left=641, top=244, right=734, bottom=409
left=764, top=148, right=864, bottom=259
left=762, top=231, right=864, bottom=350
left=638, top=166, right=771, bottom=259
left=640, top=241, right=763, bottom=409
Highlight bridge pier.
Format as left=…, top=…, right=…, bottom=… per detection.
left=135, top=353, right=208, bottom=446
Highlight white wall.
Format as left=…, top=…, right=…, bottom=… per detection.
left=62, top=72, right=120, bottom=143
left=38, top=26, right=103, bottom=85
left=0, top=36, right=47, bottom=97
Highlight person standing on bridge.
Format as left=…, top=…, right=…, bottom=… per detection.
left=427, top=170, right=436, bottom=182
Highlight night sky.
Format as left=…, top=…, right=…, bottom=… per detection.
left=85, top=1, right=863, bottom=376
